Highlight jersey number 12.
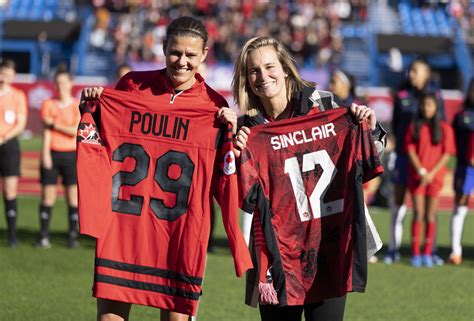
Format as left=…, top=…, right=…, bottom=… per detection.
left=284, top=150, right=344, bottom=222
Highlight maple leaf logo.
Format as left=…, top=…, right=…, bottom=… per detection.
left=223, top=150, right=236, bottom=175
left=78, top=124, right=95, bottom=140
left=77, top=123, right=102, bottom=145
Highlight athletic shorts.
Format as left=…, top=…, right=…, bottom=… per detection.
left=408, top=178, right=443, bottom=197
left=454, top=165, right=474, bottom=195
left=391, top=153, right=408, bottom=186
left=41, top=151, right=77, bottom=186
left=0, top=138, right=20, bottom=177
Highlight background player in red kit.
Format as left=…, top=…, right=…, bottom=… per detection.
left=232, top=36, right=385, bottom=321
left=405, top=93, right=455, bottom=268
left=0, top=59, right=28, bottom=247
left=386, top=58, right=446, bottom=265
left=36, top=66, right=81, bottom=249
left=81, top=16, right=245, bottom=321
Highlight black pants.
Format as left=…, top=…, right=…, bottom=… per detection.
left=259, top=295, right=346, bottom=321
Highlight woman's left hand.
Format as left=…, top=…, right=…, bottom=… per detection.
left=350, top=103, right=376, bottom=130
left=217, top=107, right=238, bottom=134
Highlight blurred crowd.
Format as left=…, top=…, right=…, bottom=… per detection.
left=88, top=0, right=368, bottom=68
left=448, top=0, right=474, bottom=47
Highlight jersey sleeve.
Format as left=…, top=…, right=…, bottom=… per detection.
left=238, top=146, right=260, bottom=213
left=359, top=121, right=384, bottom=183
left=39, top=100, right=54, bottom=121
left=76, top=100, right=113, bottom=239
left=213, top=125, right=253, bottom=277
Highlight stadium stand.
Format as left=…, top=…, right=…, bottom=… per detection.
left=0, top=0, right=471, bottom=90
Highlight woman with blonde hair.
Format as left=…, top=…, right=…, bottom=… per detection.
left=233, top=36, right=386, bottom=321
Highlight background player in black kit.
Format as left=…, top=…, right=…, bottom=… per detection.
left=0, top=59, right=28, bottom=247
left=232, top=36, right=385, bottom=321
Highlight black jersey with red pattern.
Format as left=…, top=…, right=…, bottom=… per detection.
left=239, top=107, right=383, bottom=307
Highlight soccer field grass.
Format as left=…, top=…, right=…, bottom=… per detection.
left=0, top=197, right=472, bottom=321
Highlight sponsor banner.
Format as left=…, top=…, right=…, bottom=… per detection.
left=12, top=73, right=463, bottom=134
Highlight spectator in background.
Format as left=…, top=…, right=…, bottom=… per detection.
left=0, top=59, right=28, bottom=247
left=449, top=78, right=474, bottom=265
left=405, top=93, right=455, bottom=268
left=329, top=69, right=386, bottom=264
left=91, top=0, right=358, bottom=72
left=35, top=66, right=81, bottom=248
left=329, top=69, right=365, bottom=106
left=385, top=58, right=445, bottom=265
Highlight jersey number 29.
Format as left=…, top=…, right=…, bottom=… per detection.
left=111, top=143, right=194, bottom=221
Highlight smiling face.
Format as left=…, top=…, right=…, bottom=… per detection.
left=164, top=35, right=208, bottom=91
left=246, top=45, right=287, bottom=106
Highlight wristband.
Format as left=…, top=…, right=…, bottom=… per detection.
left=418, top=168, right=427, bottom=176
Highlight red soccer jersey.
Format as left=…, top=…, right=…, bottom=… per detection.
left=239, top=108, right=383, bottom=307
left=405, top=122, right=456, bottom=185
left=76, top=87, right=252, bottom=315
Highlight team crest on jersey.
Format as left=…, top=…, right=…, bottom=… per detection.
left=223, top=150, right=236, bottom=175
left=77, top=123, right=103, bottom=145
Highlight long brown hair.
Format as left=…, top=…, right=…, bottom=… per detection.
left=232, top=36, right=313, bottom=116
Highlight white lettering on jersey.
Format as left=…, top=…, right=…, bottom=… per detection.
left=271, top=123, right=337, bottom=150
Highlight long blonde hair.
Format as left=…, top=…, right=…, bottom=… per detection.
left=232, top=36, right=313, bottom=116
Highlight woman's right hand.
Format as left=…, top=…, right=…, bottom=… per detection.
left=233, top=126, right=251, bottom=157
left=80, top=87, right=104, bottom=101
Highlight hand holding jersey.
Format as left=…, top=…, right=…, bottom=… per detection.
left=231, top=36, right=385, bottom=321
left=77, top=88, right=252, bottom=316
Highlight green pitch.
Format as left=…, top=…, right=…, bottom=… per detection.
left=0, top=198, right=472, bottom=321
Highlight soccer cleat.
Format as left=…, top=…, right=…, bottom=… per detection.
left=411, top=255, right=422, bottom=268
left=34, top=237, right=51, bottom=249
left=431, top=254, right=444, bottom=266
left=448, top=254, right=462, bottom=265
left=68, top=232, right=80, bottom=248
left=383, top=250, right=401, bottom=265
left=422, top=255, right=433, bottom=268
left=7, top=236, right=18, bottom=248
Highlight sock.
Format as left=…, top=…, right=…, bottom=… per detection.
left=39, top=205, right=52, bottom=239
left=5, top=199, right=17, bottom=240
left=389, top=204, right=407, bottom=251
left=432, top=216, right=438, bottom=254
left=411, top=220, right=422, bottom=256
left=68, top=206, right=79, bottom=238
left=424, top=222, right=436, bottom=256
left=451, top=206, right=468, bottom=256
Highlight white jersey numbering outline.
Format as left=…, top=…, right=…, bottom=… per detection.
left=284, top=150, right=344, bottom=222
